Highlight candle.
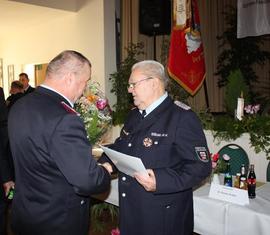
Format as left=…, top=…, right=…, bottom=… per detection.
left=236, top=96, right=244, bottom=120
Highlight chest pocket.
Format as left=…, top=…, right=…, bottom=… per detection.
left=140, top=134, right=177, bottom=169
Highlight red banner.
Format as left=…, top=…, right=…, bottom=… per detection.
left=167, top=0, right=205, bottom=96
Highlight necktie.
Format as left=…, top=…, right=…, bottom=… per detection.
left=141, top=110, right=146, bottom=118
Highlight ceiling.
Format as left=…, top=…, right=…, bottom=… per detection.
left=0, top=0, right=85, bottom=39
left=8, top=0, right=86, bottom=12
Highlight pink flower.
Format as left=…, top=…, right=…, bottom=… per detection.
left=244, top=104, right=260, bottom=114
left=96, top=98, right=107, bottom=110
left=111, top=228, right=120, bottom=235
left=222, top=154, right=230, bottom=161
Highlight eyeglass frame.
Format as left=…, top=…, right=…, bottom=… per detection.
left=127, top=77, right=154, bottom=90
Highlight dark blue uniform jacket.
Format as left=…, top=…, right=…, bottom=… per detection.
left=100, top=96, right=211, bottom=235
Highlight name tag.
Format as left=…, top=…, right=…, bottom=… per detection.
left=209, top=184, right=249, bottom=206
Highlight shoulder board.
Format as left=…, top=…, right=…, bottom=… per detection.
left=61, top=101, right=80, bottom=116
left=174, top=100, right=191, bottom=110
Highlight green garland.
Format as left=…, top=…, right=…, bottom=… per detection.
left=198, top=112, right=270, bottom=159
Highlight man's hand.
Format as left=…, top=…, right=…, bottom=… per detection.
left=134, top=169, right=156, bottom=192
left=3, top=181, right=15, bottom=197
left=100, top=162, right=113, bottom=174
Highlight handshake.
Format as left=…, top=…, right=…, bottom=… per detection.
left=99, top=162, right=113, bottom=174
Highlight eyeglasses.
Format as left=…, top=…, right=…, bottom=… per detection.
left=127, top=77, right=153, bottom=90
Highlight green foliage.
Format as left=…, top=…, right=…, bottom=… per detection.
left=201, top=113, right=270, bottom=159
left=224, top=69, right=250, bottom=116
left=216, top=5, right=270, bottom=101
left=109, top=42, right=144, bottom=125
left=91, top=200, right=119, bottom=232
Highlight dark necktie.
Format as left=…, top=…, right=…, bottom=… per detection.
left=141, top=110, right=146, bottom=118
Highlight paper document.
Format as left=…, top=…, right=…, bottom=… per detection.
left=100, top=146, right=148, bottom=177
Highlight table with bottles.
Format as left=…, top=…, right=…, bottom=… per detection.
left=193, top=179, right=270, bottom=235
left=93, top=176, right=270, bottom=235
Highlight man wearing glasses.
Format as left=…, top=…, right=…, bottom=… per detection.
left=99, top=60, right=211, bottom=235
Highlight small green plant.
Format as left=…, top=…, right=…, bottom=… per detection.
left=109, top=42, right=144, bottom=125
left=224, top=69, right=250, bottom=116
left=91, top=200, right=119, bottom=232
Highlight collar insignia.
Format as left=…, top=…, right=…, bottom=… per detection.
left=61, top=101, right=80, bottom=116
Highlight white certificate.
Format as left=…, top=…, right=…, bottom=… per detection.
left=100, top=145, right=148, bottom=177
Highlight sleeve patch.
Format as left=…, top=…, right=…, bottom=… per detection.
left=195, top=146, right=209, bottom=162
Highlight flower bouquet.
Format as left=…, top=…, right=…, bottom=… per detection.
left=75, top=81, right=112, bottom=145
left=210, top=153, right=230, bottom=184
left=211, top=153, right=229, bottom=174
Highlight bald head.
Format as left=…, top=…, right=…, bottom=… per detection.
left=43, top=50, right=92, bottom=104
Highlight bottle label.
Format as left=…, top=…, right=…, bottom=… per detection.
left=247, top=178, right=256, bottom=185
left=7, top=189, right=14, bottom=200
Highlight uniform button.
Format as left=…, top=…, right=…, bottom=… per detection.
left=154, top=141, right=158, bottom=145
left=166, top=205, right=170, bottom=209
left=122, top=176, right=126, bottom=181
left=128, top=143, right=132, bottom=147
left=81, top=200, right=85, bottom=205
left=122, top=193, right=126, bottom=197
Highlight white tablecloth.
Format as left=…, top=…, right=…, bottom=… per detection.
left=92, top=179, right=270, bottom=235
left=193, top=183, right=270, bottom=235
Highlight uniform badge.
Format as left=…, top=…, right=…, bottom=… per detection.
left=174, top=100, right=191, bottom=110
left=195, top=147, right=209, bottom=162
left=61, top=101, right=80, bottom=116
left=143, top=137, right=153, bottom=147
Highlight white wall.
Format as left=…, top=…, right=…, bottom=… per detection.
left=0, top=0, right=116, bottom=105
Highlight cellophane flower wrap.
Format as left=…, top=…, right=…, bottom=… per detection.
left=75, top=81, right=112, bottom=145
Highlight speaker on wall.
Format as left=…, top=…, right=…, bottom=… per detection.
left=139, top=0, right=171, bottom=36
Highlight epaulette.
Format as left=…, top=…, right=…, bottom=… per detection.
left=61, top=101, right=80, bottom=116
left=174, top=100, right=191, bottom=110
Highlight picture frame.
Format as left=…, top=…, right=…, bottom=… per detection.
left=0, top=58, right=3, bottom=88
left=7, top=64, right=14, bottom=91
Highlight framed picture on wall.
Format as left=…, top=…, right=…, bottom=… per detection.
left=0, top=59, right=3, bottom=88
left=8, top=64, right=14, bottom=90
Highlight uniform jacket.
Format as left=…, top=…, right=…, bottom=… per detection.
left=8, top=86, right=111, bottom=235
left=24, top=85, right=35, bottom=95
left=100, top=96, right=211, bottom=235
left=0, top=87, right=14, bottom=185
left=0, top=87, right=13, bottom=235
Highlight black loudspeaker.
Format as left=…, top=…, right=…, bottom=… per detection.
left=139, top=0, right=171, bottom=36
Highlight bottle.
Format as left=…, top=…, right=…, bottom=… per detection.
left=7, top=188, right=14, bottom=200
left=234, top=173, right=241, bottom=188
left=224, top=161, right=232, bottom=187
left=239, top=164, right=247, bottom=190
left=247, top=164, right=256, bottom=198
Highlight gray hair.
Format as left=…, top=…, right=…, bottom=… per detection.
left=46, top=50, right=91, bottom=78
left=132, top=60, right=168, bottom=87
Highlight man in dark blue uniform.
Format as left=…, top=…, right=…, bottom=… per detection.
left=0, top=87, right=15, bottom=235
left=100, top=60, right=211, bottom=235
left=8, top=51, right=112, bottom=235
